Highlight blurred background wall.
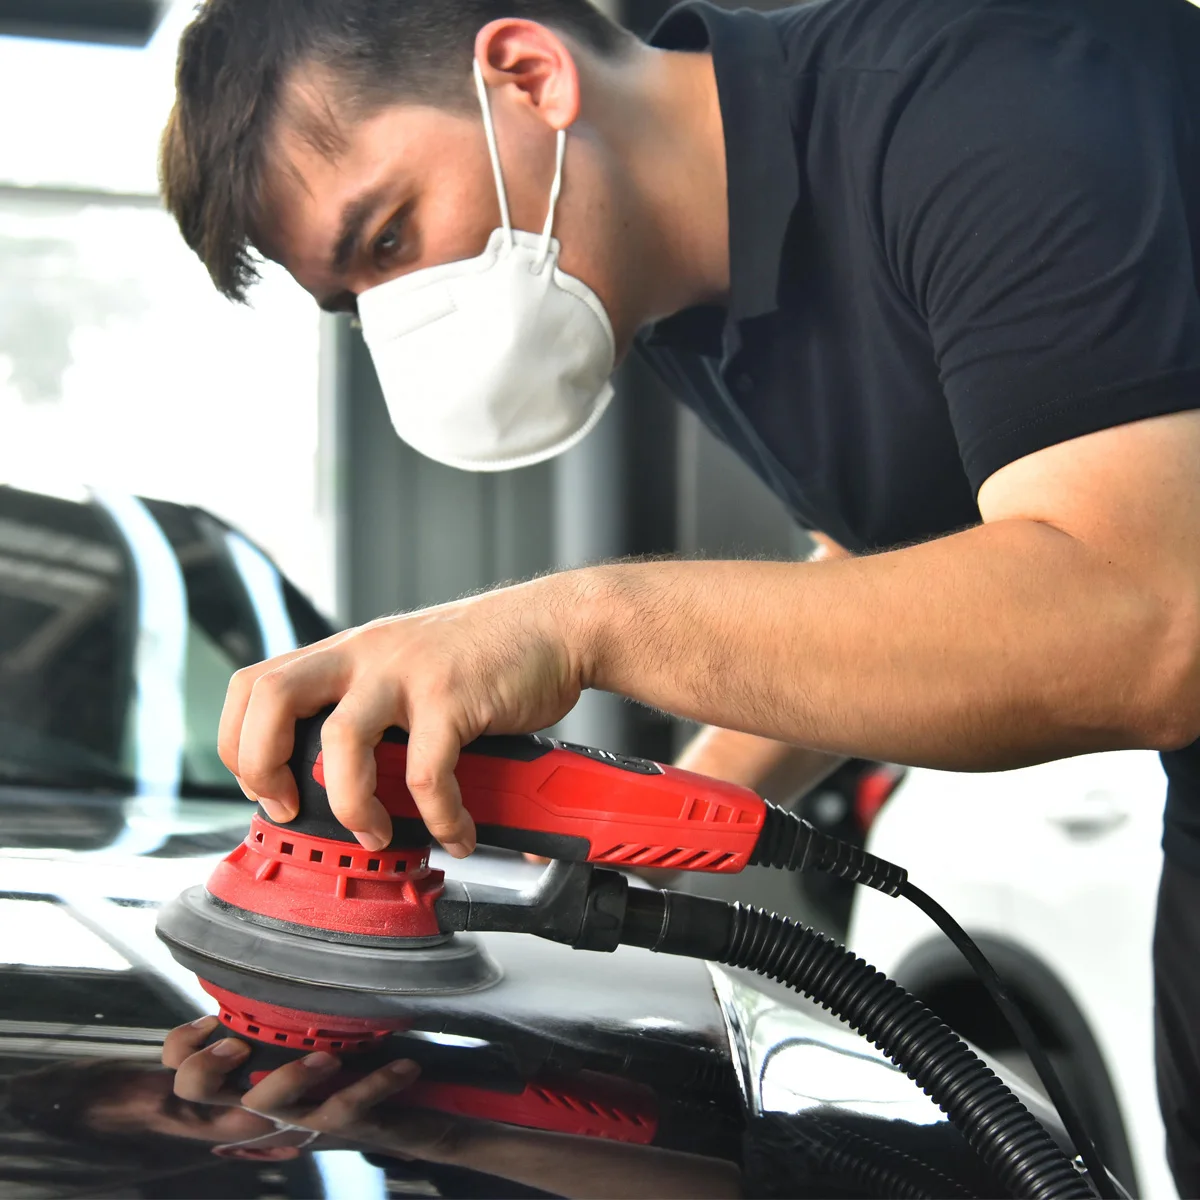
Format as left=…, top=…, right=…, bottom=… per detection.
left=0, top=0, right=805, bottom=761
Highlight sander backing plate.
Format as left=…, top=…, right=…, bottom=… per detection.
left=156, top=886, right=503, bottom=996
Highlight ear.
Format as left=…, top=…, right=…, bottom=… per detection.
left=211, top=1143, right=302, bottom=1161
left=474, top=19, right=582, bottom=131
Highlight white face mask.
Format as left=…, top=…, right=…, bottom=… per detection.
left=356, top=59, right=616, bottom=472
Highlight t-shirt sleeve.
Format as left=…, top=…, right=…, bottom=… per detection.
left=880, top=22, right=1200, bottom=493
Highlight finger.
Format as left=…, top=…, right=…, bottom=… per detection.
left=321, top=699, right=394, bottom=851
left=218, top=651, right=309, bottom=778
left=238, top=651, right=352, bottom=821
left=239, top=1049, right=343, bottom=1114
left=245, top=1055, right=421, bottom=1132
left=405, top=712, right=476, bottom=855
left=235, top=777, right=261, bottom=804
left=296, top=1059, right=422, bottom=1133
left=162, top=1015, right=222, bottom=1068
left=172, top=1037, right=252, bottom=1105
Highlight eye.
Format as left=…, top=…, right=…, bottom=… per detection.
left=372, top=215, right=406, bottom=268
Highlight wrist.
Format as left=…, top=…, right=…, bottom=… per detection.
left=552, top=565, right=622, bottom=692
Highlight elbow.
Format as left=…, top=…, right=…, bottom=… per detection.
left=1125, top=592, right=1200, bottom=753
left=1140, top=706, right=1200, bottom=755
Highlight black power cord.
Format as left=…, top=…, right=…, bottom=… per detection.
left=897, top=881, right=1109, bottom=1189
left=747, top=802, right=1118, bottom=1200
left=619, top=889, right=1094, bottom=1200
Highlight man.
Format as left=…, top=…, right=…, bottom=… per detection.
left=160, top=0, right=1200, bottom=1190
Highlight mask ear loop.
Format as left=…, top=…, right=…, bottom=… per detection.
left=473, top=59, right=513, bottom=249
left=536, top=129, right=567, bottom=272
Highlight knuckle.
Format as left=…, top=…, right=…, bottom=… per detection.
left=227, top=664, right=259, bottom=697
left=405, top=764, right=447, bottom=800
left=417, top=670, right=455, bottom=702
left=319, top=713, right=359, bottom=751
left=244, top=1074, right=302, bottom=1112
left=161, top=1037, right=185, bottom=1068
left=249, top=666, right=290, bottom=701
left=172, top=1069, right=208, bottom=1103
left=235, top=751, right=272, bottom=785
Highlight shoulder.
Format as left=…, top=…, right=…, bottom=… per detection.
left=765, top=0, right=1131, bottom=78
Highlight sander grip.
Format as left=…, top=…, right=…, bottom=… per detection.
left=283, top=708, right=769, bottom=874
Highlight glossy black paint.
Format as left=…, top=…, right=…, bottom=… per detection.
left=0, top=486, right=1085, bottom=1199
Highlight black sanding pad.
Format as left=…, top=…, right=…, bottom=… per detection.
left=156, top=885, right=502, bottom=998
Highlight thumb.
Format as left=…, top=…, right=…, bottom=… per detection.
left=405, top=714, right=477, bottom=857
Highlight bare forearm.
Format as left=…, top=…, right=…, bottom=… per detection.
left=668, top=530, right=847, bottom=798
left=572, top=520, right=1195, bottom=770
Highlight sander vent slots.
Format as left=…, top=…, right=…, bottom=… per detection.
left=207, top=814, right=447, bottom=941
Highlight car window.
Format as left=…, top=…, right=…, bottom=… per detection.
left=0, top=487, right=335, bottom=801
left=0, top=486, right=136, bottom=789
left=142, top=499, right=316, bottom=796
left=146, top=500, right=337, bottom=793
left=181, top=617, right=245, bottom=791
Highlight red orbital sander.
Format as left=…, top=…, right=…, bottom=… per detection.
left=155, top=708, right=900, bottom=1067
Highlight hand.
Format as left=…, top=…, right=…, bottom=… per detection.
left=163, top=1020, right=742, bottom=1197
left=162, top=1018, right=470, bottom=1162
left=218, top=575, right=595, bottom=853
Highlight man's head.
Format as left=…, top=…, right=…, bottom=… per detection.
left=161, top=0, right=657, bottom=345
left=6, top=1058, right=302, bottom=1162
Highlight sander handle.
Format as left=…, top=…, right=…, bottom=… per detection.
left=201, top=1026, right=659, bottom=1146
left=288, top=710, right=769, bottom=874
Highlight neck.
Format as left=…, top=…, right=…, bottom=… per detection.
left=587, top=43, right=730, bottom=326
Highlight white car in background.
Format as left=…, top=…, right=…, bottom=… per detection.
left=848, top=750, right=1171, bottom=1199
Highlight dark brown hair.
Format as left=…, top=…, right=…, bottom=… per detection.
left=161, top=0, right=632, bottom=302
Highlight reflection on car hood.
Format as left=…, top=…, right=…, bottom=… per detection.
left=0, top=796, right=1072, bottom=1200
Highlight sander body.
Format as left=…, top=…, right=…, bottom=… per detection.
left=155, top=710, right=780, bottom=1149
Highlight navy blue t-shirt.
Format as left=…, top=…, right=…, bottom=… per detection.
left=638, top=0, right=1200, bottom=871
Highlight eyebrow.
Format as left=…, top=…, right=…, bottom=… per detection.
left=330, top=185, right=390, bottom=277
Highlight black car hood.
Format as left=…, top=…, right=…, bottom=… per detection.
left=0, top=795, right=1074, bottom=1199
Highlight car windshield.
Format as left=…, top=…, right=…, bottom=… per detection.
left=0, top=486, right=333, bottom=797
